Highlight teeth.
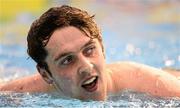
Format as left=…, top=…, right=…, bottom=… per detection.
left=83, top=77, right=96, bottom=85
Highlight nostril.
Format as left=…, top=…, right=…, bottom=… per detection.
left=78, top=64, right=94, bottom=76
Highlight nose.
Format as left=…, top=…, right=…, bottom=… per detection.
left=77, top=55, right=93, bottom=76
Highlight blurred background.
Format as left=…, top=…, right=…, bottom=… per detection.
left=0, top=0, right=179, bottom=82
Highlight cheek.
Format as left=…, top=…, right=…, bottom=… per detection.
left=94, top=53, right=105, bottom=73
left=52, top=66, right=78, bottom=82
left=47, top=61, right=78, bottom=83
left=53, top=71, right=75, bottom=89
left=53, top=75, right=75, bottom=94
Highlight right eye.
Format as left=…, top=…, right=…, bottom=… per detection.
left=60, top=55, right=74, bottom=66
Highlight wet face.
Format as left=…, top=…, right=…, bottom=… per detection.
left=43, top=26, right=107, bottom=100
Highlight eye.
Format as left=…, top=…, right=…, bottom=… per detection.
left=60, top=55, right=74, bottom=66
left=83, top=45, right=96, bottom=57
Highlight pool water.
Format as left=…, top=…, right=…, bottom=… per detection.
left=0, top=91, right=180, bottom=107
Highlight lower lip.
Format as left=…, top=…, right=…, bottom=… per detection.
left=82, top=77, right=98, bottom=92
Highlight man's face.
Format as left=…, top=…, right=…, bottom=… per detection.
left=44, top=26, right=107, bottom=100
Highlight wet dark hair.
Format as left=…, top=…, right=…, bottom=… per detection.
left=27, top=5, right=103, bottom=75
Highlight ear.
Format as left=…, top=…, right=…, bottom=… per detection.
left=36, top=65, right=53, bottom=84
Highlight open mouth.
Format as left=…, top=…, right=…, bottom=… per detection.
left=81, top=76, right=98, bottom=92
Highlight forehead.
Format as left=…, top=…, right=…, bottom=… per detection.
left=45, top=26, right=92, bottom=57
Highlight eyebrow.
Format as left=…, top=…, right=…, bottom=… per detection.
left=54, top=39, right=95, bottom=61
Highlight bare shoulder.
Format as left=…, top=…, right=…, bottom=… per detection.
left=106, top=61, right=151, bottom=82
left=0, top=73, right=53, bottom=92
left=106, top=61, right=180, bottom=97
left=106, top=61, right=145, bottom=91
left=107, top=61, right=180, bottom=78
left=106, top=61, right=145, bottom=76
left=162, top=67, right=180, bottom=79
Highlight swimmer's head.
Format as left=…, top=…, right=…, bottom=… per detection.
left=27, top=5, right=104, bottom=70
